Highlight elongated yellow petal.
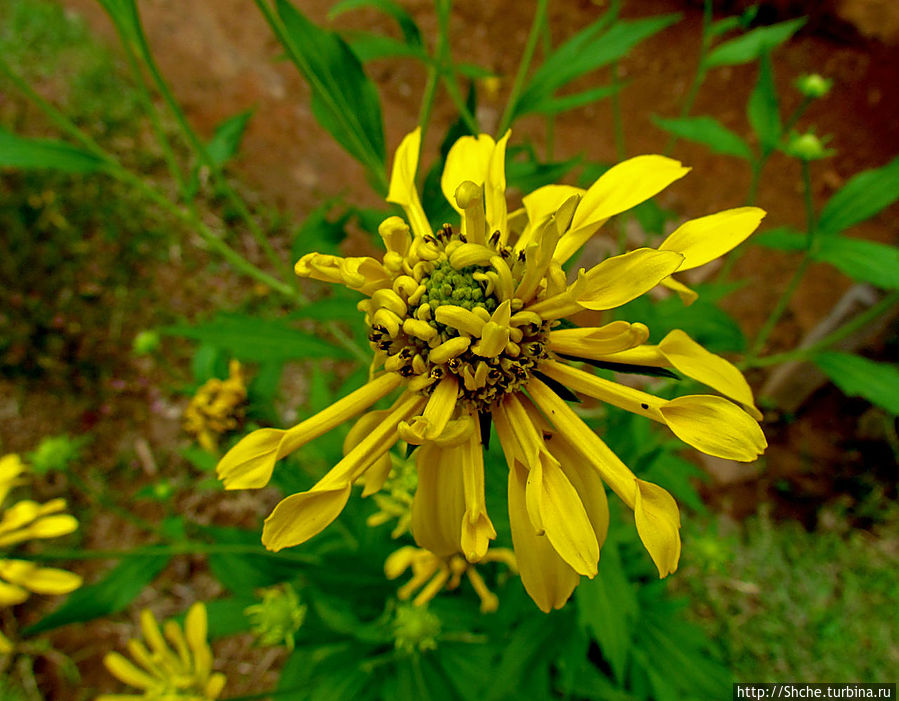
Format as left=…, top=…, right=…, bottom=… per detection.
left=660, top=275, right=698, bottom=305
left=487, top=130, right=510, bottom=239
left=185, top=602, right=212, bottom=681
left=435, top=305, right=486, bottom=338
left=507, top=461, right=579, bottom=613
left=557, top=155, right=691, bottom=263
left=384, top=546, right=419, bottom=579
left=22, top=513, right=79, bottom=540
left=658, top=329, right=762, bottom=419
left=0, top=629, right=13, bottom=654
left=0, top=579, right=29, bottom=605
left=398, top=375, right=458, bottom=444
left=659, top=207, right=765, bottom=271
left=548, top=321, right=650, bottom=359
left=104, top=651, right=158, bottom=689
left=217, top=373, right=401, bottom=489
left=548, top=431, right=610, bottom=550
left=441, top=133, right=495, bottom=213
left=344, top=409, right=393, bottom=497
left=517, top=184, right=585, bottom=250
left=0, top=454, right=26, bottom=505
left=634, top=479, right=681, bottom=578
left=261, top=482, right=353, bottom=552
left=460, top=422, right=496, bottom=562
left=20, top=566, right=82, bottom=595
left=575, top=248, right=684, bottom=311
left=411, top=443, right=465, bottom=557
left=659, top=395, right=767, bottom=461
left=387, top=128, right=432, bottom=239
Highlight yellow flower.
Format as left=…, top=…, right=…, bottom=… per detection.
left=365, top=450, right=417, bottom=539
left=386, top=545, right=517, bottom=614
left=0, top=454, right=82, bottom=653
left=216, top=128, right=767, bottom=612
left=98, top=602, right=226, bottom=701
left=184, top=360, right=248, bottom=452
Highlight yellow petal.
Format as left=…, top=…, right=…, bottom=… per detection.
left=574, top=248, right=684, bottom=311
left=548, top=321, right=650, bottom=359
left=261, top=483, right=353, bottom=552
left=460, top=423, right=495, bottom=562
left=387, top=128, right=432, bottom=239
left=660, top=275, right=698, bottom=305
left=384, top=545, right=419, bottom=579
left=557, top=155, right=691, bottom=263
left=411, top=443, right=465, bottom=557
left=217, top=373, right=401, bottom=489
left=20, top=566, right=82, bottom=595
left=486, top=130, right=510, bottom=238
left=507, top=462, right=579, bottom=613
left=518, top=184, right=585, bottom=251
left=23, top=513, right=79, bottom=540
left=0, top=629, right=13, bottom=654
left=441, top=133, right=495, bottom=213
left=104, top=651, right=158, bottom=689
left=0, top=454, right=27, bottom=505
left=344, top=409, right=394, bottom=497
left=659, top=395, right=767, bottom=461
left=206, top=673, right=227, bottom=699
left=658, top=329, right=762, bottom=420
left=397, top=375, right=458, bottom=445
left=185, top=602, right=212, bottom=680
left=0, top=579, right=29, bottom=606
left=659, top=206, right=765, bottom=271
left=549, top=433, right=610, bottom=550
left=634, top=479, right=681, bottom=578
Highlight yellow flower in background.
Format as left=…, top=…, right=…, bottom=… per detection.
left=0, top=454, right=82, bottom=653
left=184, top=360, right=248, bottom=452
left=98, top=602, right=226, bottom=701
left=386, top=545, right=517, bottom=614
left=216, top=128, right=767, bottom=612
left=365, top=451, right=417, bottom=539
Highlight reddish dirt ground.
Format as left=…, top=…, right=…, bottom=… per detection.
left=3, top=0, right=898, bottom=697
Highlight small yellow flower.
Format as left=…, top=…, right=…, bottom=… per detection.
left=98, top=602, right=226, bottom=701
left=216, top=128, right=767, bottom=612
left=365, top=451, right=417, bottom=538
left=0, top=454, right=82, bottom=653
left=386, top=545, right=517, bottom=614
left=184, top=360, right=248, bottom=452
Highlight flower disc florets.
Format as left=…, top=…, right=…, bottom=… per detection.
left=365, top=223, right=552, bottom=410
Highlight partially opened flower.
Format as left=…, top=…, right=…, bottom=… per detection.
left=98, top=602, right=226, bottom=701
left=184, top=360, right=248, bottom=453
left=0, top=454, right=82, bottom=653
left=217, top=128, right=766, bottom=612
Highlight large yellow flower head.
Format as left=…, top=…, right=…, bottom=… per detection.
left=98, top=602, right=226, bottom=701
left=216, top=129, right=767, bottom=612
left=0, top=453, right=82, bottom=652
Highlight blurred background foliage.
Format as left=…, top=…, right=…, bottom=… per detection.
left=0, top=0, right=897, bottom=698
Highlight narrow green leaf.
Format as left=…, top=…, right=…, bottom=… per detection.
left=516, top=14, right=679, bottom=118
left=753, top=226, right=807, bottom=251
left=705, top=17, right=805, bottom=67
left=505, top=145, right=582, bottom=193
left=163, top=313, right=350, bottom=362
left=207, top=109, right=254, bottom=168
left=0, top=128, right=106, bottom=173
left=24, top=555, right=170, bottom=634
left=575, top=543, right=637, bottom=684
left=95, top=0, right=140, bottom=40
left=652, top=115, right=752, bottom=159
left=812, top=236, right=899, bottom=289
left=329, top=0, right=423, bottom=47
left=344, top=31, right=428, bottom=62
left=526, top=83, right=622, bottom=116
left=747, top=52, right=780, bottom=152
left=202, top=526, right=308, bottom=594
left=816, top=156, right=899, bottom=236
left=273, top=0, right=385, bottom=186
left=813, top=352, right=899, bottom=415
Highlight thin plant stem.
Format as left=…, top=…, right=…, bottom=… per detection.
left=417, top=64, right=440, bottom=152
left=496, top=0, right=549, bottom=137
left=542, top=19, right=555, bottom=160
left=664, top=0, right=713, bottom=155
left=433, top=1, right=479, bottom=135
left=747, top=160, right=816, bottom=357
left=127, top=12, right=294, bottom=285
left=744, top=291, right=899, bottom=369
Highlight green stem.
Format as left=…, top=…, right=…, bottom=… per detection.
left=610, top=60, right=626, bottom=162
left=127, top=11, right=293, bottom=284
left=747, top=161, right=816, bottom=357
left=417, top=64, right=439, bottom=152
left=744, top=291, right=899, bottom=369
left=542, top=19, right=555, bottom=160
left=664, top=0, right=713, bottom=155
left=496, top=0, right=549, bottom=137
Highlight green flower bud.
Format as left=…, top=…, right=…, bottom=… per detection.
left=133, top=330, right=161, bottom=355
left=244, top=584, right=307, bottom=651
left=392, top=603, right=440, bottom=654
left=27, top=435, right=85, bottom=475
left=795, top=74, right=833, bottom=99
left=785, top=131, right=835, bottom=161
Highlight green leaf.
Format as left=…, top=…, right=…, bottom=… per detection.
left=0, top=128, right=106, bottom=173
left=747, top=52, right=780, bottom=152
left=203, top=526, right=310, bottom=594
left=24, top=555, right=170, bottom=634
left=329, top=0, right=423, bottom=47
left=175, top=596, right=254, bottom=638
left=272, top=0, right=385, bottom=189
left=505, top=145, right=582, bottom=193
left=344, top=32, right=428, bottom=62
left=813, top=352, right=899, bottom=415
left=812, top=236, right=899, bottom=289
left=575, top=542, right=637, bottom=683
left=526, top=83, right=622, bottom=116
left=816, top=156, right=899, bottom=236
left=704, top=17, right=805, bottom=67
left=291, top=197, right=351, bottom=259
left=753, top=226, right=807, bottom=251
left=516, top=14, right=679, bottom=118
left=652, top=116, right=752, bottom=159
left=163, top=313, right=350, bottom=362
left=95, top=0, right=140, bottom=40
left=207, top=109, right=253, bottom=168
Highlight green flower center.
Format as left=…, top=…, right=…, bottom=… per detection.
left=420, top=259, right=497, bottom=314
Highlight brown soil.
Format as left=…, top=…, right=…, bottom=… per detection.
left=3, top=0, right=899, bottom=698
